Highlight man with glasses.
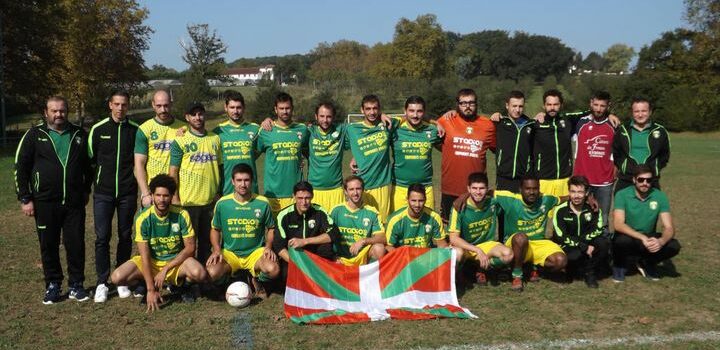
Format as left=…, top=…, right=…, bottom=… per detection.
left=611, top=165, right=680, bottom=282
left=437, top=88, right=496, bottom=223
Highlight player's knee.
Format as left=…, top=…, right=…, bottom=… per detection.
left=501, top=249, right=514, bottom=263
left=552, top=254, right=568, bottom=270
left=452, top=247, right=464, bottom=263
left=110, top=269, right=122, bottom=285
left=370, top=244, right=386, bottom=259
left=264, top=261, right=280, bottom=278
left=512, top=233, right=528, bottom=247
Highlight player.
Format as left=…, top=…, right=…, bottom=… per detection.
left=448, top=173, right=513, bottom=285
left=206, top=164, right=279, bottom=296
left=391, top=96, right=441, bottom=210
left=110, top=174, right=208, bottom=311
left=386, top=184, right=447, bottom=250
left=489, top=90, right=534, bottom=192
left=306, top=102, right=347, bottom=211
left=330, top=175, right=386, bottom=266
left=134, top=90, right=185, bottom=208
left=256, top=93, right=309, bottom=214
left=169, top=102, right=223, bottom=265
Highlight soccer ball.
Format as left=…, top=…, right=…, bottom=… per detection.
left=225, top=281, right=252, bottom=308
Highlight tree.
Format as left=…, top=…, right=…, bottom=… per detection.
left=451, top=30, right=512, bottom=79
left=581, top=52, right=606, bottom=72
left=603, top=44, right=635, bottom=74
left=308, top=40, right=370, bottom=82
left=180, top=23, right=228, bottom=80
left=145, top=64, right=182, bottom=80
left=391, top=14, right=448, bottom=80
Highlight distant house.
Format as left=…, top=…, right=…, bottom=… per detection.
left=223, top=65, right=274, bottom=85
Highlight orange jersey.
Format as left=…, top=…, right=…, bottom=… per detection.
left=438, top=114, right=496, bottom=196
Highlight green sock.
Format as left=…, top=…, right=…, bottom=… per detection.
left=490, top=257, right=505, bottom=268
left=257, top=272, right=271, bottom=283
left=512, top=267, right=523, bottom=278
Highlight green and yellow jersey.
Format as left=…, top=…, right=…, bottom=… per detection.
left=308, top=124, right=346, bottom=190
left=329, top=203, right=384, bottom=258
left=213, top=120, right=260, bottom=195
left=134, top=205, right=194, bottom=261
left=391, top=120, right=441, bottom=186
left=386, top=207, right=446, bottom=248
left=134, top=117, right=185, bottom=184
left=495, top=190, right=560, bottom=241
left=614, top=187, right=670, bottom=235
left=448, top=197, right=498, bottom=245
left=345, top=121, right=392, bottom=190
left=256, top=122, right=309, bottom=198
left=169, top=130, right=222, bottom=206
left=211, top=193, right=275, bottom=257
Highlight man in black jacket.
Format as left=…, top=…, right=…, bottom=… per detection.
left=493, top=90, right=534, bottom=193
left=87, top=90, right=139, bottom=302
left=552, top=176, right=609, bottom=288
left=15, top=96, right=93, bottom=304
left=613, top=97, right=670, bottom=192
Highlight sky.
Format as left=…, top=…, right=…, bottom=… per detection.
left=139, top=0, right=687, bottom=71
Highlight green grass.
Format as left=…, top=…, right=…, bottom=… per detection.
left=1, top=133, right=719, bottom=349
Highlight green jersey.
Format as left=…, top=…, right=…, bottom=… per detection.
left=169, top=130, right=223, bottom=206
left=256, top=122, right=309, bottom=198
left=211, top=194, right=275, bottom=257
left=345, top=121, right=392, bottom=189
left=391, top=120, right=441, bottom=186
left=495, top=190, right=560, bottom=241
left=308, top=124, right=346, bottom=190
left=329, top=203, right=384, bottom=258
left=386, top=207, right=446, bottom=248
left=47, top=128, right=72, bottom=166
left=134, top=205, right=194, bottom=261
left=448, top=197, right=498, bottom=245
left=614, top=187, right=670, bottom=235
left=630, top=126, right=651, bottom=164
left=213, top=120, right=260, bottom=195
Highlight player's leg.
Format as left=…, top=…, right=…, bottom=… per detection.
left=369, top=243, right=386, bottom=261
left=424, top=186, right=435, bottom=211
left=439, top=193, right=458, bottom=224
left=254, top=251, right=280, bottom=280
left=206, top=260, right=232, bottom=282
left=392, top=185, right=408, bottom=213
left=195, top=204, right=214, bottom=265
left=485, top=242, right=514, bottom=266
left=507, top=233, right=530, bottom=291
left=110, top=258, right=144, bottom=287
left=542, top=252, right=567, bottom=272
left=612, top=233, right=642, bottom=281
left=177, top=257, right=208, bottom=284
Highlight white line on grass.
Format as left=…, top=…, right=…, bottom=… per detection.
left=421, top=330, right=720, bottom=350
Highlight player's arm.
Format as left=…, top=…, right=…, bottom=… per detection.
left=272, top=225, right=290, bottom=263
left=263, top=227, right=277, bottom=262
left=552, top=209, right=583, bottom=248
left=657, top=130, right=671, bottom=171
left=289, top=232, right=331, bottom=248
left=156, top=236, right=196, bottom=290
left=585, top=210, right=604, bottom=243
left=657, top=212, right=675, bottom=247
left=15, top=129, right=36, bottom=216
left=612, top=209, right=648, bottom=242
left=137, top=241, right=162, bottom=312
left=349, top=232, right=386, bottom=256
left=168, top=140, right=183, bottom=205
left=133, top=129, right=152, bottom=207
left=207, top=227, right=223, bottom=266
left=433, top=213, right=448, bottom=248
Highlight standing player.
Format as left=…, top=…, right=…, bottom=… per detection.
left=448, top=173, right=513, bottom=285
left=391, top=96, right=441, bottom=210
left=495, top=175, right=568, bottom=291
left=213, top=92, right=260, bottom=195
left=87, top=90, right=139, bottom=302
left=572, top=91, right=616, bottom=234
left=345, top=95, right=393, bottom=222
left=386, top=184, right=447, bottom=250
left=169, top=102, right=223, bottom=265
left=307, top=102, right=347, bottom=211
left=256, top=93, right=309, bottom=214
left=134, top=90, right=185, bottom=208
left=613, top=97, right=670, bottom=192
left=438, top=88, right=496, bottom=223
left=330, top=176, right=386, bottom=266
left=491, top=91, right=534, bottom=192
left=552, top=176, right=609, bottom=288
left=206, top=164, right=279, bottom=293
left=110, top=174, right=208, bottom=311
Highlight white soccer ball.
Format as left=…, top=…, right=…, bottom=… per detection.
left=226, top=281, right=252, bottom=308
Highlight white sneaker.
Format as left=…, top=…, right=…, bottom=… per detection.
left=117, top=285, right=131, bottom=299
left=94, top=284, right=109, bottom=303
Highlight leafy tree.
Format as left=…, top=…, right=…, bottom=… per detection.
left=145, top=64, right=182, bottom=80
left=246, top=80, right=283, bottom=122
left=180, top=23, right=227, bottom=80
left=308, top=40, right=369, bottom=82
left=581, top=52, right=607, bottom=72
left=451, top=30, right=512, bottom=79
left=391, top=14, right=448, bottom=80
left=603, top=44, right=635, bottom=73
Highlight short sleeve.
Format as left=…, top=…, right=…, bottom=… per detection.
left=169, top=140, right=183, bottom=167
left=658, top=192, right=671, bottom=213
left=448, top=207, right=461, bottom=233
left=180, top=210, right=195, bottom=238
left=134, top=128, right=149, bottom=155
left=211, top=201, right=223, bottom=230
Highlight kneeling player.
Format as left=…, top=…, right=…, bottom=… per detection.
left=386, top=184, right=447, bottom=251
left=330, top=176, right=386, bottom=266
left=448, top=173, right=513, bottom=285
left=206, top=164, right=279, bottom=296
left=495, top=175, right=568, bottom=292
left=111, top=175, right=208, bottom=312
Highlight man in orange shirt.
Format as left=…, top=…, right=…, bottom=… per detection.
left=438, top=88, right=496, bottom=223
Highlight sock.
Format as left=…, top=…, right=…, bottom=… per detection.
left=490, top=257, right=505, bottom=268
left=512, top=267, right=523, bottom=278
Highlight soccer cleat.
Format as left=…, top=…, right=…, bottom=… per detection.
left=94, top=283, right=109, bottom=303
left=475, top=271, right=488, bottom=286
left=117, top=285, right=131, bottom=299
left=637, top=261, right=660, bottom=281
left=69, top=285, right=90, bottom=302
left=584, top=274, right=599, bottom=289
left=511, top=277, right=524, bottom=292
left=180, top=285, right=196, bottom=304
left=528, top=269, right=541, bottom=283
left=133, top=284, right=147, bottom=298
left=43, top=283, right=62, bottom=305
left=612, top=267, right=626, bottom=283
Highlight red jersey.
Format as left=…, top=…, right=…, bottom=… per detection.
left=573, top=116, right=615, bottom=186
left=438, top=114, right=496, bottom=196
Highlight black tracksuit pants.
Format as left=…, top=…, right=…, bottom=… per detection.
left=34, top=201, right=86, bottom=287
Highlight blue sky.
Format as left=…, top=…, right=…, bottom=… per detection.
left=139, top=0, right=687, bottom=70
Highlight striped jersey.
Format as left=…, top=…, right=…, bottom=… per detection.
left=134, top=117, right=185, bottom=184
left=169, top=130, right=222, bottom=206
left=134, top=205, right=194, bottom=261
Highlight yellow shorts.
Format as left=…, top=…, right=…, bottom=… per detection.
left=267, top=197, right=295, bottom=215
left=313, top=187, right=345, bottom=212
left=462, top=241, right=501, bottom=260
left=222, top=247, right=265, bottom=277
left=337, top=245, right=372, bottom=266
left=393, top=185, right=434, bottom=212
left=505, top=234, right=564, bottom=266
left=540, top=178, right=568, bottom=218
left=364, top=185, right=391, bottom=223
left=131, top=255, right=182, bottom=286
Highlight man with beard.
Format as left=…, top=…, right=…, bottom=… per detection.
left=437, top=89, right=496, bottom=223
left=306, top=102, right=347, bottom=211
left=386, top=184, right=447, bottom=251
left=612, top=165, right=680, bottom=282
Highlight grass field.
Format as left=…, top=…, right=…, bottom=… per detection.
left=1, top=132, right=719, bottom=349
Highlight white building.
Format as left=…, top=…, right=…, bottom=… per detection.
left=224, top=65, right=274, bottom=85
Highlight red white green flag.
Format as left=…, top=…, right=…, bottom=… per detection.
left=284, top=246, right=476, bottom=324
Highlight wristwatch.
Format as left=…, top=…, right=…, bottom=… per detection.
left=20, top=196, right=32, bottom=205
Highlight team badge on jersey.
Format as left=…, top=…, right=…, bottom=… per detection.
left=331, top=131, right=339, bottom=138
left=540, top=205, right=547, bottom=213
left=559, top=120, right=566, bottom=128
left=584, top=212, right=592, bottom=222
left=248, top=131, right=255, bottom=138
left=171, top=223, right=180, bottom=232
left=308, top=219, right=316, bottom=229
left=465, top=127, right=473, bottom=134
left=652, top=130, right=661, bottom=139
left=649, top=201, right=658, bottom=210
left=297, top=132, right=303, bottom=140
left=526, top=128, right=532, bottom=134
left=254, top=209, right=261, bottom=218
left=425, top=224, right=432, bottom=233
left=425, top=131, right=432, bottom=139
left=75, top=136, right=82, bottom=145
left=363, top=218, right=370, bottom=227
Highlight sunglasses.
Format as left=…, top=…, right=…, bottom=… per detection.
left=636, top=177, right=653, bottom=183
